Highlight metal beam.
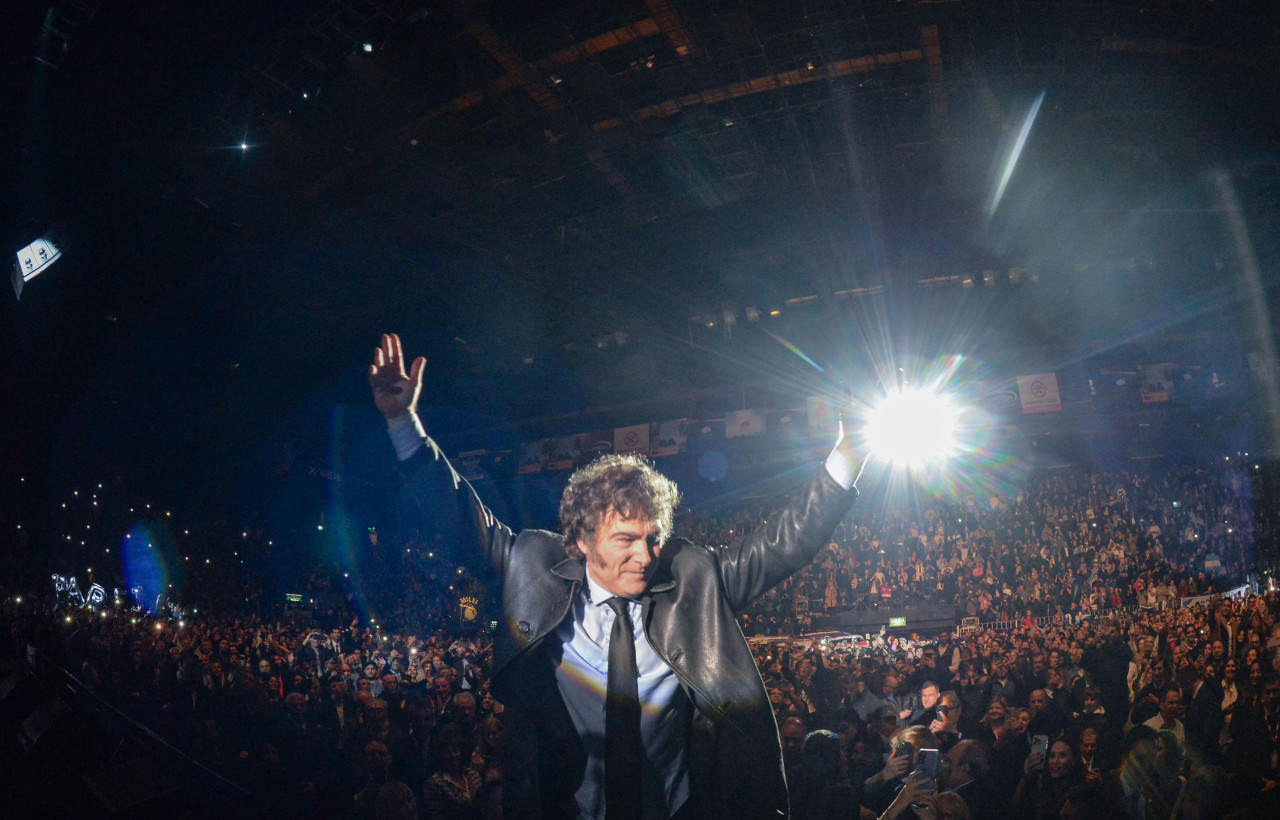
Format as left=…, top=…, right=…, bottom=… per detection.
left=593, top=47, right=925, bottom=130
left=920, top=24, right=949, bottom=141
left=643, top=0, right=700, bottom=59
left=419, top=19, right=662, bottom=123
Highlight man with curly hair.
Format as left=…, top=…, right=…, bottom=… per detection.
left=371, top=333, right=860, bottom=819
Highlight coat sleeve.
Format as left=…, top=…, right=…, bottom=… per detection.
left=710, top=466, right=856, bottom=614
left=395, top=431, right=518, bottom=576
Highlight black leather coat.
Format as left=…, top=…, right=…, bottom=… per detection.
left=398, top=435, right=857, bottom=818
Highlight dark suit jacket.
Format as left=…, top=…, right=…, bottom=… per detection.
left=398, top=433, right=857, bottom=818
left=1185, top=677, right=1224, bottom=761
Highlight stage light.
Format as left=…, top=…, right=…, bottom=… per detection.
left=12, top=232, right=63, bottom=299
left=363, top=43, right=373, bottom=52
left=865, top=388, right=959, bottom=466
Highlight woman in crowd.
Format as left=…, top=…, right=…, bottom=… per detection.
left=1013, top=738, right=1081, bottom=820
left=973, top=697, right=1007, bottom=748
left=423, top=724, right=483, bottom=820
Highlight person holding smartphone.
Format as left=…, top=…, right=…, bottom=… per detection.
left=1013, top=738, right=1082, bottom=820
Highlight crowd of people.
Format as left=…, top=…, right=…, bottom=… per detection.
left=2, top=457, right=1278, bottom=818
left=753, top=586, right=1280, bottom=818
left=725, top=461, right=1266, bottom=634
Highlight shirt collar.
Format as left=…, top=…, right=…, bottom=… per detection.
left=584, top=564, right=626, bottom=607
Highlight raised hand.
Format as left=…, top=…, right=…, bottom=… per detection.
left=369, top=333, right=426, bottom=421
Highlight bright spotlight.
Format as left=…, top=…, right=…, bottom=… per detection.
left=865, top=389, right=959, bottom=465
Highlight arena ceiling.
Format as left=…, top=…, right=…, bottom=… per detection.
left=2, top=0, right=1279, bottom=509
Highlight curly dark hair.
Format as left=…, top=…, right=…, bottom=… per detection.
left=558, top=454, right=682, bottom=560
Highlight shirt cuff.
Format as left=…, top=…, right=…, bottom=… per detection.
left=824, top=446, right=857, bottom=490
left=387, top=414, right=426, bottom=461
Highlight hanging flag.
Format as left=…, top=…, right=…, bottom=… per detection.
left=726, top=408, right=766, bottom=438
left=614, top=424, right=650, bottom=455
left=651, top=419, right=686, bottom=456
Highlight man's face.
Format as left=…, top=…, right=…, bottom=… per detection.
left=780, top=722, right=805, bottom=757
left=582, top=510, right=661, bottom=599
left=921, top=685, right=939, bottom=709
left=1029, top=690, right=1047, bottom=715
left=882, top=676, right=898, bottom=697
left=1160, top=690, right=1181, bottom=722
left=1080, top=730, right=1098, bottom=760
left=1069, top=644, right=1084, bottom=664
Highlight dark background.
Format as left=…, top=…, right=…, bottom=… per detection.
left=2, top=0, right=1278, bottom=582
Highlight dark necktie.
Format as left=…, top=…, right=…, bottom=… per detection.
left=604, top=596, right=644, bottom=819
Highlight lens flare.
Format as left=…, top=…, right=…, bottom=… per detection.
left=866, top=389, right=959, bottom=466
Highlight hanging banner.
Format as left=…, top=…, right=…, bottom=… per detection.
left=1180, top=584, right=1252, bottom=609
left=547, top=436, right=577, bottom=471
left=615, top=424, right=650, bottom=455
left=726, top=408, right=767, bottom=438
left=1016, top=373, right=1062, bottom=414
left=651, top=419, right=686, bottom=457
left=518, top=442, right=543, bottom=474
left=458, top=595, right=481, bottom=626
left=574, top=431, right=613, bottom=465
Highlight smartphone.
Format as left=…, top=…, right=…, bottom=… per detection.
left=1030, top=734, right=1049, bottom=768
left=914, top=748, right=940, bottom=780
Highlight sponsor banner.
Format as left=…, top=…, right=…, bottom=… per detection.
left=980, top=386, right=1021, bottom=413
left=455, top=451, right=489, bottom=482
left=690, top=419, right=726, bottom=446
left=1016, top=373, right=1062, bottom=414
left=518, top=442, right=543, bottom=474
left=1140, top=363, right=1174, bottom=403
left=726, top=408, right=766, bottom=438
left=574, top=431, right=613, bottom=465
left=807, top=396, right=837, bottom=437
left=547, top=436, right=577, bottom=471
left=651, top=419, right=686, bottom=457
left=1204, top=554, right=1221, bottom=569
left=615, top=424, right=650, bottom=455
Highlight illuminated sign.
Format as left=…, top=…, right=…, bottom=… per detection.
left=889, top=617, right=907, bottom=628
left=12, top=233, right=62, bottom=299
left=285, top=593, right=303, bottom=604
